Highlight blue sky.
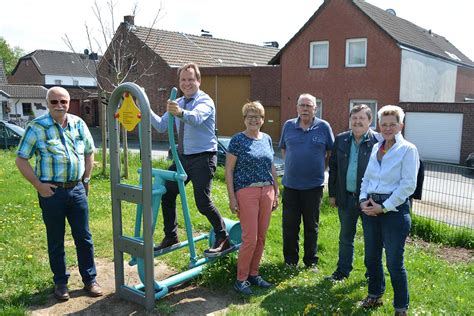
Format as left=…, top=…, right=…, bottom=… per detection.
left=1, top=0, right=473, bottom=60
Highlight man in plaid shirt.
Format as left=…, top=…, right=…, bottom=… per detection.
left=15, top=87, right=102, bottom=301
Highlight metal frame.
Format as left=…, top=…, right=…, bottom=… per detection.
left=108, top=83, right=241, bottom=311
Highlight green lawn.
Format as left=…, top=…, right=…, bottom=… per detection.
left=0, top=149, right=472, bottom=315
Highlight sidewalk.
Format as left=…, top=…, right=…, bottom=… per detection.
left=89, top=127, right=170, bottom=159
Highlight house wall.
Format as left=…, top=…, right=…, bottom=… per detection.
left=399, top=49, right=457, bottom=102
left=97, top=28, right=175, bottom=140
left=400, top=102, right=474, bottom=163
left=45, top=75, right=96, bottom=87
left=8, top=98, right=48, bottom=121
left=455, top=66, right=474, bottom=102
left=280, top=0, right=401, bottom=135
left=200, top=66, right=281, bottom=140
left=8, top=59, right=44, bottom=84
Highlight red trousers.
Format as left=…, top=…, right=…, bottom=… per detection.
left=236, top=185, right=274, bottom=281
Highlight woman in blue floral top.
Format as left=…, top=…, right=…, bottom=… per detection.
left=225, top=101, right=279, bottom=295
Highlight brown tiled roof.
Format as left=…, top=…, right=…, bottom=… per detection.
left=0, top=84, right=47, bottom=98
left=270, top=0, right=473, bottom=67
left=15, top=50, right=98, bottom=77
left=0, top=61, right=7, bottom=83
left=354, top=0, right=474, bottom=67
left=131, top=26, right=279, bottom=67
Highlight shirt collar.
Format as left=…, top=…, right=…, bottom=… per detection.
left=350, top=129, right=370, bottom=142
left=295, top=116, right=317, bottom=129
left=46, top=112, right=70, bottom=128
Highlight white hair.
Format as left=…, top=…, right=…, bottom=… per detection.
left=297, top=93, right=317, bottom=107
left=378, top=105, right=405, bottom=123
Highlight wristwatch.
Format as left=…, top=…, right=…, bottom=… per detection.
left=83, top=177, right=91, bottom=184
left=381, top=203, right=388, bottom=213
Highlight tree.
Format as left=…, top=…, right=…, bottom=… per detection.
left=0, top=37, right=24, bottom=75
left=63, top=0, right=163, bottom=178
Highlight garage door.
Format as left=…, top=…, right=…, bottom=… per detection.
left=404, top=112, right=463, bottom=163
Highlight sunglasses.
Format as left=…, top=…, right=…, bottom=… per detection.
left=49, top=100, right=69, bottom=105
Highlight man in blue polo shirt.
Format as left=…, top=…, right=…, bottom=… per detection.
left=279, top=93, right=334, bottom=269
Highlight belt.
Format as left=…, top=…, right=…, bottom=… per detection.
left=249, top=181, right=272, bottom=187
left=45, top=181, right=80, bottom=189
left=182, top=151, right=216, bottom=158
left=368, top=193, right=391, bottom=202
left=346, top=191, right=358, bottom=197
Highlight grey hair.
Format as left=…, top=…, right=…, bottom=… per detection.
left=378, top=105, right=405, bottom=123
left=297, top=93, right=317, bottom=107
left=46, top=86, right=70, bottom=100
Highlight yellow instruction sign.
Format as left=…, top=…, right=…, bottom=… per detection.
left=115, top=93, right=141, bottom=131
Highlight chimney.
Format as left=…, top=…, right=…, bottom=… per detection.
left=124, top=15, right=135, bottom=25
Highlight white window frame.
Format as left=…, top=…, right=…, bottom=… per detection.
left=315, top=99, right=323, bottom=118
left=349, top=99, right=377, bottom=129
left=310, top=41, right=329, bottom=69
left=345, top=38, right=367, bottom=67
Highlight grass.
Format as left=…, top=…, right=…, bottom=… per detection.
left=411, top=214, right=473, bottom=249
left=0, top=149, right=473, bottom=315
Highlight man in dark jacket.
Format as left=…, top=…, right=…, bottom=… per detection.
left=327, top=104, right=379, bottom=281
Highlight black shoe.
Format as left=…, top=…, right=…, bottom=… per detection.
left=247, top=275, right=272, bottom=288
left=325, top=271, right=347, bottom=282
left=54, top=284, right=69, bottom=301
left=154, top=236, right=179, bottom=251
left=204, top=236, right=232, bottom=257
left=305, top=264, right=319, bottom=273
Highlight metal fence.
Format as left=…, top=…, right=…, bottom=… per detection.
left=412, top=161, right=473, bottom=237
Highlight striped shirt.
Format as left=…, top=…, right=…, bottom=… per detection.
left=17, top=112, right=95, bottom=182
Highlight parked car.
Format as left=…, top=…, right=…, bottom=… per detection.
left=168, top=136, right=285, bottom=176
left=0, top=120, right=25, bottom=149
left=466, top=152, right=474, bottom=169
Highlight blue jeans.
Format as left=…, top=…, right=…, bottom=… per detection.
left=39, top=182, right=97, bottom=285
left=336, top=194, right=362, bottom=277
left=362, top=200, right=411, bottom=311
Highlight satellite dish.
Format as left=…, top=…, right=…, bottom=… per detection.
left=386, top=8, right=396, bottom=16
left=83, top=49, right=90, bottom=55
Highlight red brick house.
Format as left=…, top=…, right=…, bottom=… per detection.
left=98, top=16, right=281, bottom=140
left=270, top=0, right=474, bottom=163
left=8, top=50, right=99, bottom=127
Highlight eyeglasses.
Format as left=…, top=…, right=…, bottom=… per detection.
left=49, top=100, right=69, bottom=105
left=380, top=123, right=399, bottom=129
left=245, top=115, right=263, bottom=120
left=298, top=103, right=315, bottom=108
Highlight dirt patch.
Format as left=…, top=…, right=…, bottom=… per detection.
left=28, top=258, right=241, bottom=315
left=407, top=237, right=473, bottom=264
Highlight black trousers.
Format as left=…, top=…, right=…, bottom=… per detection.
left=161, top=152, right=227, bottom=240
left=282, top=186, right=323, bottom=266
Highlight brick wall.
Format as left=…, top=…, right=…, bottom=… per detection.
left=455, top=66, right=474, bottom=102
left=8, top=58, right=44, bottom=84
left=279, top=0, right=401, bottom=135
left=400, top=102, right=474, bottom=163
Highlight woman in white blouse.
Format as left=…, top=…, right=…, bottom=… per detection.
left=358, top=105, right=419, bottom=316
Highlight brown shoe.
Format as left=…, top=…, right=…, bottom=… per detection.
left=204, top=236, right=232, bottom=257
left=84, top=281, right=103, bottom=297
left=360, top=295, right=383, bottom=308
left=54, top=284, right=69, bottom=301
left=154, top=236, right=179, bottom=251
